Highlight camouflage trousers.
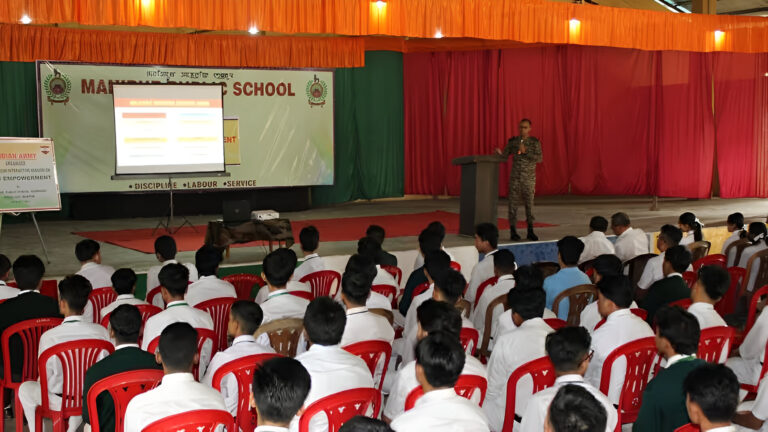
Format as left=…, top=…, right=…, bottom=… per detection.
left=508, top=174, right=536, bottom=227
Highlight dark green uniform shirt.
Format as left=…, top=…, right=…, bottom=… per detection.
left=639, top=275, right=691, bottom=325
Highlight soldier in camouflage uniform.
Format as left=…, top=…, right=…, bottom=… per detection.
left=496, top=119, right=543, bottom=241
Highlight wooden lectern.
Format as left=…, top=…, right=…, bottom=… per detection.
left=452, top=155, right=502, bottom=236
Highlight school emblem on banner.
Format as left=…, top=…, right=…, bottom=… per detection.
left=306, top=74, right=328, bottom=107
left=43, top=70, right=72, bottom=105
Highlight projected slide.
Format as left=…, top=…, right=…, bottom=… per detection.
left=113, top=84, right=225, bottom=175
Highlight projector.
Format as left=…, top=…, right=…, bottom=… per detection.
left=251, top=210, right=279, bottom=221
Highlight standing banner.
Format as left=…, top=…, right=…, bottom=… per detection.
left=0, top=138, right=61, bottom=212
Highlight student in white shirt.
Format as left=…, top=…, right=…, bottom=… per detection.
left=493, top=265, right=557, bottom=339
left=688, top=265, right=730, bottom=329
left=679, top=211, right=705, bottom=247
left=584, top=274, right=654, bottom=404
left=685, top=364, right=741, bottom=432
left=738, top=222, right=768, bottom=293
left=253, top=248, right=312, bottom=305
left=18, top=275, right=111, bottom=432
left=339, top=254, right=394, bottom=312
left=0, top=254, right=19, bottom=300
left=100, top=268, right=148, bottom=320
left=610, top=212, right=649, bottom=263
left=124, top=322, right=227, bottom=432
left=727, top=271, right=768, bottom=388
left=545, top=384, right=608, bottom=432
left=339, top=271, right=395, bottom=347
left=580, top=254, right=638, bottom=333
left=145, top=235, right=198, bottom=306
left=466, top=222, right=500, bottom=305
left=579, top=216, right=616, bottom=264
left=249, top=357, right=311, bottom=432
left=340, top=416, right=394, bottom=432
left=390, top=333, right=490, bottom=432
left=520, top=326, right=617, bottom=432
left=472, top=249, right=516, bottom=344
left=722, top=212, right=745, bottom=255
left=358, top=236, right=400, bottom=289
left=734, top=371, right=768, bottom=430
left=484, top=287, right=554, bottom=431
left=260, top=248, right=311, bottom=324
left=185, top=245, right=236, bottom=306
left=75, top=239, right=115, bottom=290
left=293, top=225, right=325, bottom=282
left=637, top=224, right=684, bottom=293
left=412, top=221, right=454, bottom=269
left=202, top=300, right=275, bottom=415
left=293, top=297, right=374, bottom=432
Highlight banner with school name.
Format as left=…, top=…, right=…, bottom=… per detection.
left=0, top=138, right=61, bottom=212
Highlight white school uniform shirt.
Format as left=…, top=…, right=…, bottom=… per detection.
left=580, top=300, right=638, bottom=334
left=366, top=291, right=393, bottom=311
left=0, top=280, right=19, bottom=300
left=185, top=275, right=237, bottom=307
left=613, top=227, right=649, bottom=263
left=399, top=284, right=435, bottom=362
left=520, top=374, right=618, bottom=432
left=466, top=250, right=499, bottom=305
left=413, top=247, right=456, bottom=271
left=740, top=378, right=768, bottom=432
left=202, top=335, right=276, bottom=416
left=483, top=317, right=554, bottom=432
left=374, top=265, right=399, bottom=288
left=255, top=427, right=289, bottom=432
left=99, top=294, right=149, bottom=320
left=637, top=251, right=664, bottom=290
left=472, top=275, right=515, bottom=344
left=727, top=306, right=768, bottom=387
left=340, top=306, right=395, bottom=347
left=687, top=302, right=727, bottom=329
left=77, top=262, right=116, bottom=289
left=384, top=355, right=487, bottom=421
left=146, top=260, right=199, bottom=298
left=579, top=231, right=616, bottom=264
left=254, top=280, right=311, bottom=304
left=260, top=289, right=311, bottom=324
left=722, top=230, right=744, bottom=255
left=584, top=308, right=654, bottom=404
left=390, top=388, right=490, bottom=432
left=739, top=242, right=768, bottom=293
left=123, top=372, right=227, bottom=432
left=494, top=308, right=556, bottom=342
left=292, top=253, right=326, bottom=282
left=680, top=231, right=696, bottom=246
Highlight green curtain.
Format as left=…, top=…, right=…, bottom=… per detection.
left=0, top=62, right=38, bottom=137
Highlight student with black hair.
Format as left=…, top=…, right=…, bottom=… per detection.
left=639, top=245, right=693, bottom=324
left=249, top=357, right=311, bottom=432
left=544, top=236, right=591, bottom=320
left=688, top=265, right=730, bottom=329
left=585, top=275, right=653, bottom=404
left=545, top=385, right=608, bottom=432
left=400, top=229, right=443, bottom=315
left=0, top=253, right=18, bottom=299
left=339, top=254, right=394, bottom=312
left=721, top=212, right=745, bottom=255
left=82, top=304, right=161, bottom=432
left=75, top=239, right=116, bottom=291
left=412, top=221, right=455, bottom=270
left=294, top=225, right=326, bottom=281
left=520, top=327, right=617, bottom=432
left=253, top=248, right=313, bottom=304
left=579, top=255, right=639, bottom=333
left=634, top=306, right=705, bottom=431
left=390, top=333, right=490, bottom=431
left=679, top=211, right=705, bottom=246
left=610, top=212, right=650, bottom=263
left=340, top=416, right=394, bottom=432
left=357, top=236, right=399, bottom=289
left=638, top=224, right=687, bottom=291
left=124, top=323, right=227, bottom=432
left=100, top=268, right=148, bottom=320
left=579, top=216, right=615, bottom=264
left=401, top=250, right=452, bottom=352
left=738, top=221, right=768, bottom=292
left=260, top=248, right=311, bottom=324
left=18, top=275, right=110, bottom=432
left=484, top=287, right=554, bottom=431
left=494, top=265, right=557, bottom=338
left=473, top=249, right=517, bottom=343
left=339, top=271, right=395, bottom=347
left=146, top=235, right=198, bottom=306
left=687, top=365, right=740, bottom=432
left=366, top=224, right=398, bottom=268
left=185, top=244, right=236, bottom=306
left=466, top=223, right=500, bottom=305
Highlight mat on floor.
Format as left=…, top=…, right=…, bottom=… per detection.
left=73, top=210, right=557, bottom=254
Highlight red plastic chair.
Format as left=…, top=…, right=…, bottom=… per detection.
left=745, top=285, right=768, bottom=336
left=404, top=374, right=487, bottom=410
left=195, top=297, right=236, bottom=354
left=9, top=280, right=61, bottom=301
left=459, top=327, right=479, bottom=356
left=599, top=337, right=658, bottom=426
left=669, top=298, right=693, bottom=309
left=682, top=271, right=697, bottom=289
left=343, top=340, right=392, bottom=390
left=501, top=356, right=556, bottom=432
left=85, top=369, right=164, bottom=432
left=222, top=273, right=266, bottom=301
left=674, top=423, right=700, bottom=432
left=450, top=261, right=462, bottom=272
left=0, top=317, right=63, bottom=432
left=474, top=276, right=499, bottom=309
left=100, top=304, right=162, bottom=329
left=371, top=284, right=398, bottom=309
left=693, top=254, right=727, bottom=271
left=300, top=270, right=342, bottom=298
left=544, top=318, right=568, bottom=330
left=145, top=285, right=164, bottom=308
left=87, top=288, right=118, bottom=324
left=381, top=265, right=403, bottom=286
left=411, top=282, right=430, bottom=300
left=717, top=267, right=746, bottom=317
left=147, top=328, right=217, bottom=381
left=697, top=326, right=734, bottom=364
left=211, top=353, right=282, bottom=432
left=36, top=339, right=115, bottom=432
left=143, top=409, right=235, bottom=432
left=289, top=290, right=314, bottom=301
left=593, top=308, right=648, bottom=331
left=298, top=387, right=381, bottom=432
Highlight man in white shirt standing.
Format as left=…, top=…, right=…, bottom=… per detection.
left=473, top=249, right=516, bottom=344
left=18, top=275, right=112, bottom=432
left=185, top=245, right=236, bottom=306
left=203, top=300, right=275, bottom=415
left=688, top=265, right=730, bottom=329
left=75, top=239, right=115, bottom=290
left=721, top=212, right=745, bottom=255
left=610, top=212, right=649, bottom=263
left=260, top=249, right=311, bottom=324
left=100, top=268, right=148, bottom=320
left=249, top=357, right=311, bottom=432
left=0, top=254, right=19, bottom=300
left=339, top=271, right=395, bottom=347
left=145, top=236, right=198, bottom=306
left=685, top=364, right=741, bottom=432
left=579, top=216, right=615, bottom=264
left=637, top=224, right=684, bottom=292
left=293, top=225, right=325, bottom=282
left=124, top=323, right=227, bottom=432
left=466, top=223, right=500, bottom=305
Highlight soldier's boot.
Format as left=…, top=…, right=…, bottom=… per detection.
left=526, top=223, right=538, bottom=241
left=510, top=226, right=521, bottom=241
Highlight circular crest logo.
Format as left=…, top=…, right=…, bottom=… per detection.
left=44, top=70, right=72, bottom=105
left=306, top=74, right=328, bottom=108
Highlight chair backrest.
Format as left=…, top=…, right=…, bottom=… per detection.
left=381, top=265, right=402, bottom=286
left=195, top=297, right=236, bottom=355
left=474, top=276, right=499, bottom=309
left=100, top=303, right=163, bottom=329
left=254, top=318, right=305, bottom=357
left=745, top=284, right=768, bottom=335
left=404, top=374, right=488, bottom=410
left=534, top=261, right=560, bottom=279
left=598, top=337, right=658, bottom=425
left=727, top=238, right=752, bottom=267
left=411, top=282, right=430, bottom=300
left=502, top=356, right=556, bottom=432
left=669, top=298, right=693, bottom=309
left=289, top=290, right=314, bottom=301
left=210, top=353, right=282, bottom=432
left=86, top=369, right=164, bottom=432
left=142, top=409, right=235, bottom=432
left=698, top=326, right=734, bottom=364
left=718, top=266, right=746, bottom=316
left=300, top=270, right=342, bottom=298
left=298, top=387, right=381, bottom=432
left=624, top=253, right=658, bottom=293
left=682, top=271, right=697, bottom=289
left=459, top=327, right=479, bottom=356
left=674, top=423, right=701, bottom=432
left=693, top=254, right=727, bottom=271
left=88, top=288, right=118, bottom=323
left=593, top=308, right=648, bottom=331
left=146, top=328, right=216, bottom=380
left=552, top=284, right=598, bottom=326
left=745, top=249, right=768, bottom=294
left=369, top=308, right=394, bottom=325
left=371, top=284, right=398, bottom=309
left=449, top=261, right=462, bottom=272
left=1, top=317, right=63, bottom=385
left=478, top=294, right=509, bottom=359
left=145, top=285, right=164, bottom=308
left=38, top=339, right=115, bottom=419
left=222, top=273, right=266, bottom=300
left=543, top=318, right=568, bottom=330
left=688, top=241, right=712, bottom=263
left=343, top=340, right=392, bottom=390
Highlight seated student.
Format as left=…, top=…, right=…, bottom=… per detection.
left=390, top=333, right=490, bottom=431
left=340, top=254, right=393, bottom=312
left=545, top=385, right=608, bottom=432
left=401, top=250, right=452, bottom=347
left=688, top=265, right=730, bottom=329
left=18, top=275, right=111, bottom=432
left=639, top=245, right=692, bottom=324
left=484, top=287, right=554, bottom=431
left=75, top=239, right=116, bottom=290
left=610, top=212, right=649, bottom=263
left=686, top=364, right=740, bottom=432
left=733, top=374, right=768, bottom=431
left=400, top=229, right=442, bottom=316
left=339, top=271, right=395, bottom=347
left=0, top=253, right=19, bottom=300
left=249, top=357, right=311, bottom=432
left=722, top=212, right=745, bottom=254
left=413, top=221, right=454, bottom=270
left=357, top=236, right=399, bottom=289
left=340, top=416, right=394, bottom=432
left=637, top=224, right=685, bottom=292
left=579, top=216, right=615, bottom=264
left=82, top=305, right=162, bottom=432
left=254, top=248, right=312, bottom=304
left=520, top=327, right=617, bottom=432
left=633, top=306, right=705, bottom=431
left=202, top=300, right=275, bottom=415
left=494, top=265, right=557, bottom=339
left=293, top=297, right=374, bottom=432
left=727, top=259, right=768, bottom=389
left=260, top=248, right=311, bottom=324
left=466, top=223, right=500, bottom=305
left=384, top=300, right=487, bottom=423
left=100, top=268, right=148, bottom=320
left=124, top=323, right=227, bottom=432
left=146, top=235, right=198, bottom=304
left=738, top=222, right=768, bottom=292
left=679, top=211, right=705, bottom=247
left=544, top=236, right=591, bottom=320
left=472, top=249, right=516, bottom=343
left=185, top=245, right=236, bottom=307
left=584, top=275, right=654, bottom=404
left=366, top=224, right=398, bottom=267
left=293, top=225, right=325, bottom=281
left=579, top=254, right=638, bottom=333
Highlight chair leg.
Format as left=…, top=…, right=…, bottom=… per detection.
left=34, top=410, right=42, bottom=432
left=0, top=384, right=4, bottom=432
left=14, top=393, right=24, bottom=432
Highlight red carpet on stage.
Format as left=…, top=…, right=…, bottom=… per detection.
left=73, top=210, right=556, bottom=254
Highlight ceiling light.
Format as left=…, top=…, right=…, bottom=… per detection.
left=248, top=26, right=259, bottom=35
left=20, top=14, right=32, bottom=24
left=434, top=30, right=443, bottom=38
